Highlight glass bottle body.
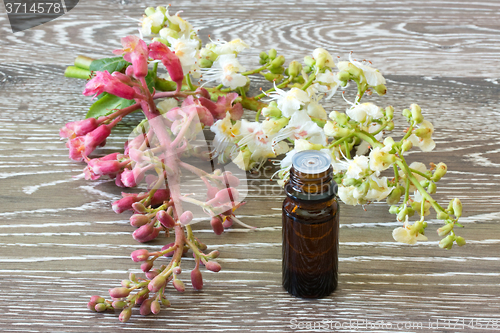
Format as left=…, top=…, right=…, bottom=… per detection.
left=282, top=166, right=339, bottom=298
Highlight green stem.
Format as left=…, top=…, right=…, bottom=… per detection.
left=327, top=134, right=354, bottom=148
left=344, top=141, right=351, bottom=159
left=409, top=168, right=431, bottom=180
left=393, top=164, right=399, bottom=184
left=185, top=74, right=195, bottom=91
left=239, top=87, right=246, bottom=99
left=353, top=130, right=384, bottom=148
left=401, top=122, right=415, bottom=141
left=153, top=62, right=158, bottom=77
left=242, top=63, right=271, bottom=76
left=301, top=73, right=316, bottom=91
left=404, top=177, right=410, bottom=204
left=254, top=77, right=293, bottom=100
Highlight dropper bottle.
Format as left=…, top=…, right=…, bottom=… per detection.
left=282, top=150, right=339, bottom=298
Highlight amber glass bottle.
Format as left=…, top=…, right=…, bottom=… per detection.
left=282, top=150, right=339, bottom=298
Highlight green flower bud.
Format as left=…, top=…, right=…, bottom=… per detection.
left=293, top=75, right=305, bottom=84
left=159, top=27, right=179, bottom=40
left=259, top=58, right=267, bottom=65
left=337, top=71, right=350, bottom=82
left=152, top=37, right=169, bottom=46
left=259, top=51, right=268, bottom=60
left=436, top=211, right=449, bottom=220
left=288, top=61, right=302, bottom=77
left=328, top=111, right=348, bottom=126
left=199, top=58, right=213, bottom=68
left=304, top=56, right=315, bottom=67
left=431, top=162, right=447, bottom=182
left=343, top=178, right=362, bottom=187
left=156, top=6, right=167, bottom=14
left=324, top=121, right=353, bottom=138
left=385, top=106, right=394, bottom=120
left=401, top=139, right=413, bottom=152
left=446, top=199, right=455, bottom=215
left=420, top=180, right=429, bottom=188
left=261, top=105, right=282, bottom=118
left=303, top=65, right=312, bottom=74
left=455, top=236, right=466, bottom=247
left=145, top=7, right=156, bottom=16
left=269, top=66, right=284, bottom=74
left=161, top=298, right=171, bottom=307
left=397, top=207, right=410, bottom=221
left=151, top=25, right=162, bottom=34
left=402, top=108, right=411, bottom=119
left=200, top=48, right=218, bottom=61
left=357, top=182, right=369, bottom=197
left=270, top=55, right=286, bottom=69
left=387, top=187, right=403, bottom=205
left=268, top=48, right=277, bottom=60
left=415, top=127, right=432, bottom=139
left=437, top=222, right=454, bottom=237
left=452, top=198, right=462, bottom=218
left=374, top=84, right=387, bottom=96
left=410, top=104, right=424, bottom=123
left=427, top=181, right=437, bottom=194
left=439, top=234, right=455, bottom=249
left=263, top=72, right=283, bottom=82
left=386, top=121, right=395, bottom=131
left=389, top=205, right=400, bottom=215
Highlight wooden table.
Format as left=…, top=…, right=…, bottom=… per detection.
left=1, top=0, right=500, bottom=331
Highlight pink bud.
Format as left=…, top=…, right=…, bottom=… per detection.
left=211, top=217, right=224, bottom=235
left=145, top=269, right=159, bottom=280
left=132, top=202, right=147, bottom=214
left=112, top=300, right=127, bottom=309
left=148, top=42, right=184, bottom=88
left=207, top=250, right=220, bottom=259
left=140, top=298, right=153, bottom=316
left=87, top=301, right=97, bottom=311
left=172, top=279, right=185, bottom=292
left=135, top=294, right=148, bottom=305
left=191, top=268, right=203, bottom=290
left=89, top=295, right=105, bottom=303
left=88, top=159, right=122, bottom=176
left=173, top=267, right=181, bottom=275
left=148, top=275, right=167, bottom=293
left=151, top=300, right=161, bottom=314
left=206, top=185, right=219, bottom=200
left=119, top=308, right=132, bottom=322
left=83, top=70, right=138, bottom=100
left=150, top=189, right=170, bottom=206
left=112, top=195, right=140, bottom=214
left=215, top=187, right=239, bottom=204
left=221, top=171, right=240, bottom=187
left=60, top=118, right=99, bottom=139
left=95, top=303, right=107, bottom=312
left=205, top=261, right=221, bottom=272
left=109, top=287, right=130, bottom=298
left=162, top=242, right=176, bottom=257
left=133, top=224, right=160, bottom=243
left=179, top=211, right=193, bottom=225
left=115, top=175, right=125, bottom=187
left=111, top=71, right=132, bottom=84
left=156, top=210, right=175, bottom=228
left=141, top=261, right=154, bottom=272
left=130, top=214, right=150, bottom=227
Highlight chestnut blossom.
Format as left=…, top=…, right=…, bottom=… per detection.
left=149, top=41, right=184, bottom=87
left=369, top=141, right=396, bottom=175
left=206, top=38, right=250, bottom=55
left=166, top=36, right=199, bottom=75
left=309, top=69, right=340, bottom=99
left=345, top=155, right=370, bottom=180
left=312, top=48, right=335, bottom=69
left=141, top=11, right=165, bottom=36
left=113, top=36, right=149, bottom=78
left=267, top=86, right=310, bottom=118
left=272, top=110, right=327, bottom=146
left=203, top=54, right=247, bottom=89
left=392, top=217, right=428, bottom=245
left=365, top=175, right=394, bottom=202
left=210, top=112, right=242, bottom=162
left=346, top=102, right=384, bottom=123
left=348, top=52, right=386, bottom=87
left=83, top=71, right=138, bottom=100
left=408, top=120, right=435, bottom=152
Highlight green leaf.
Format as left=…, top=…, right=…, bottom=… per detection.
left=145, top=70, right=156, bottom=93
left=89, top=57, right=130, bottom=73
left=86, top=93, right=135, bottom=119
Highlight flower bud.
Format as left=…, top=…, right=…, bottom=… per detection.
left=214, top=187, right=239, bottom=204
left=401, top=139, right=413, bottom=152
left=95, top=303, right=107, bottom=312
left=148, top=275, right=167, bottom=293
left=131, top=249, right=150, bottom=262
left=337, top=71, right=350, bottom=82
left=205, top=261, right=222, bottom=272
left=373, top=84, right=387, bottom=96
left=173, top=266, right=182, bottom=275
left=452, top=198, right=462, bottom=218
left=109, top=287, right=130, bottom=298
left=112, top=300, right=127, bottom=309
left=259, top=51, right=268, bottom=60
left=179, top=211, right=194, bottom=225
left=135, top=294, right=148, bottom=305
left=140, top=298, right=153, bottom=316
left=112, top=196, right=140, bottom=214
left=456, top=236, right=466, bottom=247
left=397, top=207, right=409, bottom=221
left=409, top=104, right=423, bottom=123
left=207, top=250, right=220, bottom=259
left=439, top=234, right=455, bottom=250
left=414, top=127, right=432, bottom=139
left=437, top=223, right=454, bottom=237
left=90, top=295, right=105, bottom=303
left=287, top=61, right=302, bottom=77
left=132, top=202, right=147, bottom=214
left=119, top=308, right=132, bottom=322
left=389, top=205, right=400, bottom=215
left=150, top=189, right=171, bottom=206
left=384, top=106, right=394, bottom=120
left=162, top=242, right=176, bottom=257
left=156, top=210, right=175, bottom=228
left=210, top=216, right=224, bottom=235
left=141, top=261, right=154, bottom=272
left=427, top=181, right=437, bottom=194
left=151, top=300, right=161, bottom=314
left=132, top=223, right=160, bottom=243
left=145, top=269, right=160, bottom=280
left=386, top=187, right=403, bottom=205
left=172, top=279, right=185, bottom=292
left=402, top=108, right=411, bottom=119
left=130, top=214, right=151, bottom=227
left=87, top=301, right=97, bottom=311
left=261, top=105, right=282, bottom=118
left=191, top=267, right=203, bottom=290
left=161, top=297, right=171, bottom=307
left=268, top=48, right=277, bottom=59
left=436, top=211, right=449, bottom=220
left=199, top=58, right=213, bottom=68
left=431, top=163, right=447, bottom=182
left=324, top=121, right=353, bottom=138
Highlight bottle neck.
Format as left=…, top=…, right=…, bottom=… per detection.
left=287, top=166, right=336, bottom=201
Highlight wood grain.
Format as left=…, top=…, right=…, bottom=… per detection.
left=1, top=0, right=500, bottom=332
